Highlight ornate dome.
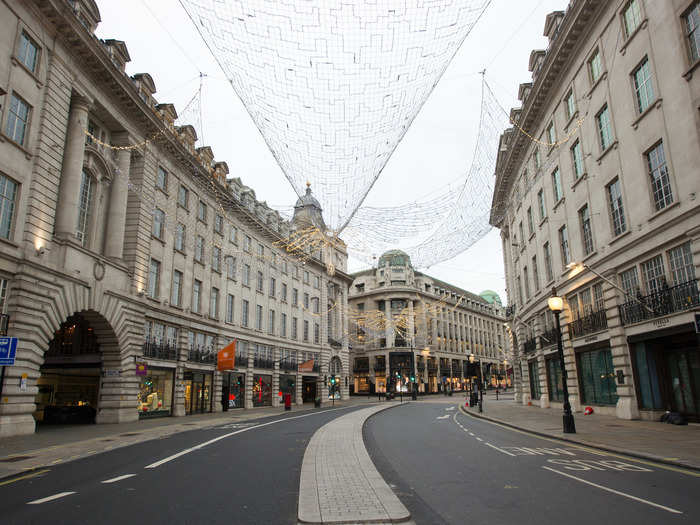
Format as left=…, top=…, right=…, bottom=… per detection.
left=479, top=290, right=502, bottom=306
left=292, top=183, right=326, bottom=230
left=378, top=249, right=412, bottom=268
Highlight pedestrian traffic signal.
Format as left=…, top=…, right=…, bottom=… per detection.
left=410, top=375, right=415, bottom=382
left=330, top=375, right=336, bottom=385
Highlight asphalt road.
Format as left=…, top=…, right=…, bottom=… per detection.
left=364, top=400, right=700, bottom=525
left=0, top=404, right=369, bottom=525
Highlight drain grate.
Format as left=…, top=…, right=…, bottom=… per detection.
left=0, top=455, right=36, bottom=463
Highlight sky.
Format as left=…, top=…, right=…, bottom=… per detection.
left=94, top=0, right=568, bottom=303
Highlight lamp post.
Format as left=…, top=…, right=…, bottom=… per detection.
left=548, top=287, right=576, bottom=434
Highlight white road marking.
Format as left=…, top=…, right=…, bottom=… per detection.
left=145, top=405, right=358, bottom=469
left=27, top=492, right=76, bottom=505
left=476, top=437, right=483, bottom=442
left=436, top=415, right=450, bottom=420
left=485, top=443, right=516, bottom=456
left=542, top=466, right=682, bottom=514
left=469, top=432, right=475, bottom=436
left=101, top=474, right=137, bottom=484
left=445, top=407, right=455, bottom=411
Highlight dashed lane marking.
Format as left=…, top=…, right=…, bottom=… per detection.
left=436, top=415, right=450, bottom=420
left=476, top=437, right=483, bottom=442
left=27, top=492, right=76, bottom=505
left=542, top=466, right=682, bottom=514
left=101, top=474, right=137, bottom=484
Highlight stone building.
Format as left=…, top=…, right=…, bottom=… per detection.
left=0, top=0, right=352, bottom=437
left=348, top=250, right=510, bottom=395
left=490, top=1, right=700, bottom=421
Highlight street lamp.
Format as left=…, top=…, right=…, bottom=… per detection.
left=548, top=287, right=576, bottom=434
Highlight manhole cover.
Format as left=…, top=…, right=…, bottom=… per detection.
left=119, top=433, right=141, bottom=437
left=0, top=455, right=35, bottom=463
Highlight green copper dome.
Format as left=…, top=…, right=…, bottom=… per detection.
left=479, top=290, right=502, bottom=306
left=378, top=249, right=412, bottom=268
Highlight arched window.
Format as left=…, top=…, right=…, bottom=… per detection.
left=76, top=170, right=94, bottom=245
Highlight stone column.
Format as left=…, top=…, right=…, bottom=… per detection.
left=245, top=353, right=253, bottom=409
left=296, top=371, right=303, bottom=406
left=104, top=143, right=132, bottom=259
left=272, top=348, right=280, bottom=408
left=384, top=299, right=394, bottom=348
left=55, top=94, right=91, bottom=240
left=341, top=289, right=350, bottom=400
left=212, top=371, right=223, bottom=413
left=407, top=300, right=415, bottom=348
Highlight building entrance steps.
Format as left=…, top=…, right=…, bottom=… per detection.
left=460, top=392, right=700, bottom=471
left=0, top=397, right=379, bottom=482
left=298, top=402, right=413, bottom=524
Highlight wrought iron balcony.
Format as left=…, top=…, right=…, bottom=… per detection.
left=188, top=346, right=216, bottom=363
left=328, top=336, right=342, bottom=348
left=539, top=328, right=557, bottom=349
left=523, top=337, right=537, bottom=354
left=143, top=338, right=178, bottom=361
left=427, top=364, right=438, bottom=374
left=373, top=363, right=386, bottom=372
left=619, top=280, right=699, bottom=325
left=353, top=364, right=370, bottom=373
left=568, top=309, right=608, bottom=339
left=280, top=359, right=297, bottom=372
left=254, top=357, right=274, bottom=369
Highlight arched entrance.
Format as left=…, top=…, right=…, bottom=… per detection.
left=34, top=312, right=114, bottom=425
left=329, top=356, right=342, bottom=400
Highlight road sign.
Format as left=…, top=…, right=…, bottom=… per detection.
left=0, top=337, right=18, bottom=366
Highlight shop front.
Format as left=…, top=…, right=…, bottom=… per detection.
left=221, top=371, right=245, bottom=410
left=184, top=370, right=213, bottom=414
left=279, top=374, right=296, bottom=403
left=137, top=366, right=174, bottom=418
left=353, top=375, right=370, bottom=394
left=302, top=376, right=317, bottom=402
left=375, top=376, right=386, bottom=393
left=575, top=343, right=617, bottom=408
left=252, top=374, right=272, bottom=407
left=630, top=323, right=700, bottom=421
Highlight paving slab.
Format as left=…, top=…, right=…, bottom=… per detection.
left=298, top=402, right=412, bottom=524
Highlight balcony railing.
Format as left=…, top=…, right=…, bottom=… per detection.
left=523, top=337, right=537, bottom=354
left=568, top=309, right=608, bottom=339
left=188, top=347, right=216, bottom=364
left=427, top=364, right=438, bottom=374
left=312, top=362, right=321, bottom=373
left=143, top=338, right=178, bottom=361
left=417, top=362, right=425, bottom=372
left=619, top=280, right=700, bottom=325
left=539, top=328, right=557, bottom=349
left=373, top=363, right=386, bottom=373
left=254, top=357, right=274, bottom=369
left=280, top=359, right=297, bottom=372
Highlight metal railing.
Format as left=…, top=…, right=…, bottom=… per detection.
left=373, top=363, right=386, bottom=372
left=280, top=359, right=297, bottom=372
left=312, top=362, right=321, bottom=373
left=143, top=338, right=178, bottom=361
left=188, top=346, right=216, bottom=363
left=539, top=328, right=557, bottom=349
left=523, top=337, right=537, bottom=353
left=568, top=308, right=608, bottom=339
left=427, top=364, right=438, bottom=374
left=619, top=280, right=700, bottom=325
left=253, top=357, right=274, bottom=369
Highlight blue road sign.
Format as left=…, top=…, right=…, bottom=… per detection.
left=0, top=337, right=18, bottom=366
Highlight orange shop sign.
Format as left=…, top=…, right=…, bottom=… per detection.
left=217, top=340, right=236, bottom=371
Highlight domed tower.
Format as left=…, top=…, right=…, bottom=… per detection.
left=376, top=249, right=415, bottom=287
left=292, top=182, right=326, bottom=231
left=479, top=290, right=503, bottom=306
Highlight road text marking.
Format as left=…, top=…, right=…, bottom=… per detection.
left=27, top=492, right=76, bottom=505
left=485, top=443, right=516, bottom=456
left=101, top=474, right=137, bottom=484
left=542, top=466, right=682, bottom=514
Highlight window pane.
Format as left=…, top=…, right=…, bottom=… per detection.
left=607, top=179, right=626, bottom=236
left=685, top=3, right=700, bottom=61
left=667, top=242, right=695, bottom=285
left=633, top=57, right=654, bottom=113
left=0, top=174, right=18, bottom=239
left=647, top=142, right=673, bottom=211
left=597, top=105, right=612, bottom=150
left=641, top=255, right=666, bottom=294
left=76, top=171, right=94, bottom=245
left=623, top=0, right=642, bottom=38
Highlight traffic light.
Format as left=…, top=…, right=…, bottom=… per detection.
left=330, top=375, right=336, bottom=385
left=395, top=371, right=400, bottom=378
left=410, top=375, right=415, bottom=382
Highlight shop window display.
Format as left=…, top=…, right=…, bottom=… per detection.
left=253, top=374, right=272, bottom=406
left=138, top=369, right=174, bottom=418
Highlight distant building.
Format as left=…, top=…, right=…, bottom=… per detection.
left=348, top=250, right=510, bottom=395
left=0, top=0, right=351, bottom=437
left=490, top=1, right=700, bottom=421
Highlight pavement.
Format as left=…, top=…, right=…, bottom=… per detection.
left=298, top=402, right=412, bottom=524
left=0, top=397, right=379, bottom=482
left=460, top=391, right=700, bottom=471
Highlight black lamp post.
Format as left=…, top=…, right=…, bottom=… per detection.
left=548, top=287, right=576, bottom=434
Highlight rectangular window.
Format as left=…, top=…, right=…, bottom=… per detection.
left=281, top=283, right=288, bottom=302
left=177, top=185, right=188, bottom=208
left=212, top=246, right=221, bottom=272
left=559, top=226, right=571, bottom=268
left=226, top=294, right=234, bottom=323
left=269, top=310, right=276, bottom=334
left=633, top=57, right=655, bottom=114
left=195, top=235, right=204, bottom=263
left=528, top=360, right=541, bottom=400
left=214, top=214, right=223, bottom=234
left=257, top=243, right=264, bottom=258
left=292, top=317, right=298, bottom=339
left=589, top=49, right=602, bottom=83
left=171, top=270, right=183, bottom=306
left=551, top=168, right=562, bottom=202
left=647, top=141, right=673, bottom=211
left=546, top=357, right=564, bottom=402
left=533, top=148, right=541, bottom=170
left=537, top=189, right=546, bottom=221
left=229, top=226, right=238, bottom=245
left=564, top=90, right=575, bottom=120
left=5, top=93, right=30, bottom=145
left=256, top=305, right=263, bottom=330
left=197, top=200, right=207, bottom=222
left=242, top=299, right=249, bottom=327
left=244, top=235, right=251, bottom=252
left=303, top=320, right=309, bottom=342
left=269, top=277, right=276, bottom=297
left=578, top=347, right=618, bottom=405
left=523, top=267, right=530, bottom=299
left=226, top=256, right=237, bottom=280
left=686, top=2, right=700, bottom=61
left=303, top=270, right=310, bottom=284
left=281, top=313, right=287, bottom=337
left=303, top=293, right=310, bottom=309
left=243, top=264, right=251, bottom=286
left=210, top=287, right=219, bottom=318
left=17, top=31, right=39, bottom=73
left=312, top=297, right=320, bottom=314
left=518, top=222, right=524, bottom=246
left=147, top=259, right=160, bottom=299
left=620, top=267, right=640, bottom=298
left=314, top=275, right=320, bottom=289
left=292, top=288, right=299, bottom=306
left=571, top=140, right=584, bottom=179
left=152, top=208, right=165, bottom=239
left=156, top=166, right=167, bottom=191
left=596, top=105, right=613, bottom=150
left=546, top=122, right=555, bottom=145
left=175, top=223, right=185, bottom=252
left=314, top=323, right=320, bottom=344
left=192, top=279, right=202, bottom=313
left=607, top=178, right=627, bottom=236
left=0, top=174, right=18, bottom=240
left=76, top=171, right=93, bottom=245
left=256, top=271, right=264, bottom=292
left=579, top=204, right=594, bottom=256
left=527, top=207, right=534, bottom=236
left=532, top=255, right=539, bottom=292
left=667, top=242, right=695, bottom=285
left=622, top=0, right=642, bottom=38
left=641, top=255, right=666, bottom=294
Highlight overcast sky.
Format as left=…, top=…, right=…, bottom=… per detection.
left=95, top=0, right=567, bottom=303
